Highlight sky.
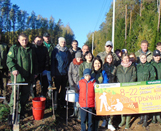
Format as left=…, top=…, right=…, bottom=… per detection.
left=11, top=0, right=112, bottom=48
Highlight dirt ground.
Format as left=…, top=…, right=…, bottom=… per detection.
left=1, top=81, right=161, bottom=131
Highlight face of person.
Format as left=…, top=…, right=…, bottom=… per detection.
left=82, top=45, right=89, bottom=55
left=141, top=43, right=148, bottom=53
left=156, top=45, right=161, bottom=52
left=106, top=55, right=113, bottom=64
left=153, top=56, right=161, bottom=63
left=43, top=36, right=50, bottom=43
left=85, top=53, right=92, bottom=62
left=94, top=60, right=101, bottom=71
left=18, top=36, right=28, bottom=48
left=140, top=55, right=147, bottom=64
left=116, top=51, right=121, bottom=58
left=34, top=37, right=43, bottom=46
left=72, top=41, right=78, bottom=50
left=105, top=45, right=112, bottom=53
left=59, top=39, right=66, bottom=47
left=76, top=57, right=82, bottom=62
left=122, top=56, right=129, bottom=64
left=84, top=74, right=91, bottom=81
left=129, top=55, right=135, bottom=62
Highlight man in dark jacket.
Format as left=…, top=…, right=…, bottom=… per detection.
left=33, top=36, right=51, bottom=97
left=7, top=33, right=38, bottom=117
left=0, top=33, right=9, bottom=104
left=51, top=37, right=72, bottom=108
left=69, top=40, right=81, bottom=60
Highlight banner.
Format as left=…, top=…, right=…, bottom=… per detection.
left=94, top=80, right=161, bottom=115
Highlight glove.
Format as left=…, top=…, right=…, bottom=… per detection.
left=48, top=88, right=53, bottom=99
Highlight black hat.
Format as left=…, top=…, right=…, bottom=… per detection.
left=153, top=50, right=160, bottom=56
left=43, top=32, right=50, bottom=37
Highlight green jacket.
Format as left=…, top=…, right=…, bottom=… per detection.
left=6, top=44, right=38, bottom=83
left=0, top=42, right=8, bottom=69
left=103, top=63, right=116, bottom=83
left=79, top=61, right=92, bottom=80
left=97, top=51, right=120, bottom=66
left=135, top=49, right=153, bottom=63
left=116, top=64, right=136, bottom=83
left=43, top=41, right=55, bottom=66
left=136, top=62, right=156, bottom=81
left=151, top=61, right=161, bottom=80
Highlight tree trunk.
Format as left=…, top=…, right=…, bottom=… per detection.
left=125, top=4, right=127, bottom=46
left=158, top=0, right=161, bottom=32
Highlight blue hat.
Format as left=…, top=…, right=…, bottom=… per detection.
left=83, top=68, right=91, bottom=77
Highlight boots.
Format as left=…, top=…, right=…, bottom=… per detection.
left=152, top=115, right=156, bottom=123
left=138, top=115, right=144, bottom=124
left=125, top=115, right=131, bottom=129
left=119, top=115, right=126, bottom=127
left=142, top=115, right=148, bottom=127
left=156, top=114, right=161, bottom=123
left=101, top=119, right=107, bottom=127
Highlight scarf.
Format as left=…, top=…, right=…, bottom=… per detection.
left=56, top=44, right=68, bottom=52
left=121, top=61, right=132, bottom=68
left=43, top=41, right=50, bottom=50
left=73, top=58, right=83, bottom=65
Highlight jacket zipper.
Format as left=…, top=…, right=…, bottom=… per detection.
left=86, top=80, right=88, bottom=107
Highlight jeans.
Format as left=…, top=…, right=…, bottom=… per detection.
left=81, top=107, right=93, bottom=131
left=42, top=70, right=52, bottom=86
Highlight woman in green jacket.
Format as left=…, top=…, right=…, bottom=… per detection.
left=79, top=51, right=93, bottom=80
left=137, top=53, right=156, bottom=127
left=116, top=53, right=136, bottom=129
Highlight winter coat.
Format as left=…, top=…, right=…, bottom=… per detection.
left=43, top=41, right=55, bottom=67
left=78, top=78, right=96, bottom=108
left=33, top=44, right=49, bottom=73
left=103, top=63, right=116, bottom=83
left=79, top=61, right=92, bottom=80
left=6, top=44, right=38, bottom=82
left=135, top=49, right=153, bottom=63
left=69, top=47, right=81, bottom=60
left=51, top=44, right=72, bottom=76
left=91, top=69, right=109, bottom=84
left=151, top=61, right=161, bottom=80
left=116, top=64, right=136, bottom=83
left=68, top=58, right=83, bottom=90
left=0, top=42, right=8, bottom=70
left=137, top=62, right=156, bottom=81
left=97, top=51, right=120, bottom=66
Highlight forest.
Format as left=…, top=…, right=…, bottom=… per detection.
left=85, top=0, right=161, bottom=56
left=0, top=0, right=74, bottom=47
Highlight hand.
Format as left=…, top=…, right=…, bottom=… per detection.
left=48, top=89, right=53, bottom=99
left=12, top=70, right=19, bottom=76
left=76, top=102, right=80, bottom=108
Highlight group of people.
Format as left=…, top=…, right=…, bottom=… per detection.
left=0, top=31, right=161, bottom=131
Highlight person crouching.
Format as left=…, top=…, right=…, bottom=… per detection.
left=78, top=68, right=96, bottom=131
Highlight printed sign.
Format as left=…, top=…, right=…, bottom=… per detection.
left=94, top=80, right=161, bottom=115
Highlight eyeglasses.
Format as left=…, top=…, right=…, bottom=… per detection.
left=106, top=46, right=112, bottom=48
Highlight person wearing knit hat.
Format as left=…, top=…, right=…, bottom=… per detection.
left=75, top=51, right=82, bottom=58
left=83, top=68, right=91, bottom=77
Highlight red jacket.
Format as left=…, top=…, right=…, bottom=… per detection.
left=78, top=78, right=96, bottom=108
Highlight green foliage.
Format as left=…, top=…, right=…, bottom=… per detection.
left=85, top=0, right=161, bottom=55
left=0, top=104, right=10, bottom=122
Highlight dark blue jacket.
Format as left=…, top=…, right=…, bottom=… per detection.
left=51, top=46, right=72, bottom=76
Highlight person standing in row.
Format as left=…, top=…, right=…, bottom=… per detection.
left=0, top=33, right=9, bottom=104
left=79, top=51, right=93, bottom=79
left=51, top=37, right=72, bottom=108
left=137, top=53, right=156, bottom=127
left=7, top=33, right=38, bottom=120
left=97, top=41, right=120, bottom=66
left=150, top=50, right=161, bottom=123
left=69, top=40, right=81, bottom=60
left=135, top=40, right=153, bottom=63
left=116, top=53, right=136, bottom=129
left=81, top=45, right=89, bottom=61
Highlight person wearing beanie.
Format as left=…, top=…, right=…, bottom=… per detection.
left=51, top=37, right=72, bottom=109
left=150, top=50, right=161, bottom=124
left=69, top=40, right=81, bottom=60
left=79, top=51, right=93, bottom=80
left=77, top=68, right=96, bottom=131
left=97, top=41, right=120, bottom=66
left=68, top=50, right=83, bottom=120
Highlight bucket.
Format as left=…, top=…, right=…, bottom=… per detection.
left=32, top=97, right=46, bottom=109
left=32, top=107, right=45, bottom=120
left=65, top=90, right=75, bottom=103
